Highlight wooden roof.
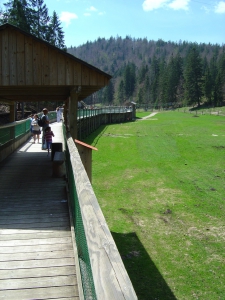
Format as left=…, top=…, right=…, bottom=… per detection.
left=0, top=23, right=112, bottom=103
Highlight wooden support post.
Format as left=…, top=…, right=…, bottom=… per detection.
left=75, top=139, right=98, bottom=183
left=69, top=91, right=78, bottom=140
left=9, top=102, right=16, bottom=122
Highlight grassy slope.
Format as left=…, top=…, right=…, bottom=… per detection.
left=84, top=112, right=225, bottom=300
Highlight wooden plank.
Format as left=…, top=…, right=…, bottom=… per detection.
left=49, top=48, right=58, bottom=84
left=57, top=53, right=66, bottom=84
left=0, top=211, right=69, bottom=221
left=75, top=139, right=98, bottom=150
left=81, top=65, right=89, bottom=85
left=0, top=286, right=78, bottom=300
left=8, top=29, right=17, bottom=85
left=0, top=265, right=76, bottom=279
left=32, top=39, right=41, bottom=85
left=0, top=220, right=69, bottom=229
left=97, top=72, right=106, bottom=85
left=0, top=226, right=70, bottom=235
left=0, top=230, right=71, bottom=240
left=73, top=61, right=82, bottom=85
left=0, top=257, right=75, bottom=269
left=24, top=35, right=33, bottom=85
left=0, top=243, right=73, bottom=254
left=41, top=43, right=50, bottom=85
left=1, top=29, right=9, bottom=85
left=0, top=275, right=77, bottom=290
left=0, top=215, right=69, bottom=225
left=89, top=68, right=98, bottom=85
left=0, top=250, right=75, bottom=262
left=66, top=56, right=73, bottom=84
left=0, top=236, right=72, bottom=247
left=16, top=31, right=25, bottom=85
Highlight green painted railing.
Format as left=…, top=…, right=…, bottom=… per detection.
left=0, top=112, right=56, bottom=147
left=77, top=107, right=132, bottom=119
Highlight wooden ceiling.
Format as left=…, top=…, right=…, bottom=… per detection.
left=0, top=23, right=112, bottom=104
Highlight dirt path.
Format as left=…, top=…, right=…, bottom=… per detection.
left=136, top=112, right=158, bottom=120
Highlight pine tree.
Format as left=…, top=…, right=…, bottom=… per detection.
left=213, top=72, right=223, bottom=106
left=117, top=80, right=125, bottom=104
left=184, top=46, right=203, bottom=106
left=30, top=0, right=50, bottom=40
left=137, top=87, right=144, bottom=105
left=123, top=63, right=136, bottom=99
left=103, top=80, right=114, bottom=105
left=2, top=0, right=31, bottom=32
left=203, top=65, right=213, bottom=104
left=46, top=11, right=66, bottom=50
left=150, top=56, right=160, bottom=103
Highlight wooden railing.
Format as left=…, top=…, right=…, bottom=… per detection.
left=66, top=133, right=137, bottom=299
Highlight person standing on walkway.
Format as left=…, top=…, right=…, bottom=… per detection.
left=44, top=126, right=54, bottom=155
left=56, top=107, right=62, bottom=122
left=31, top=114, right=41, bottom=143
left=41, top=108, right=49, bottom=149
left=29, top=114, right=34, bottom=133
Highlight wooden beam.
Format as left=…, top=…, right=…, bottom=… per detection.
left=69, top=91, right=78, bottom=139
left=9, top=102, right=15, bottom=122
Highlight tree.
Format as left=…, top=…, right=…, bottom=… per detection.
left=184, top=46, right=203, bottom=106
left=1, top=0, right=31, bottom=32
left=46, top=11, right=65, bottom=50
left=123, top=62, right=136, bottom=99
left=203, top=65, right=213, bottom=104
left=213, top=72, right=223, bottom=106
left=103, top=80, right=114, bottom=105
left=137, top=87, right=144, bottom=104
left=30, top=0, right=50, bottom=40
left=117, top=80, right=125, bottom=104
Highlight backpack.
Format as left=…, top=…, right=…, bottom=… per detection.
left=37, top=116, right=46, bottom=127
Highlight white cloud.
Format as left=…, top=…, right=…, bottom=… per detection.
left=60, top=12, right=78, bottom=27
left=142, top=0, right=169, bottom=11
left=201, top=5, right=210, bottom=13
left=84, top=13, right=91, bottom=17
left=142, top=0, right=190, bottom=10
left=98, top=11, right=106, bottom=15
left=88, top=6, right=97, bottom=11
left=168, top=0, right=190, bottom=10
left=214, top=1, right=225, bottom=13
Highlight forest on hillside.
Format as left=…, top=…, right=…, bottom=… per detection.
left=0, top=0, right=224, bottom=110
left=68, top=37, right=225, bottom=108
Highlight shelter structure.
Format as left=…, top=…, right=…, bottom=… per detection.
left=0, top=23, right=111, bottom=139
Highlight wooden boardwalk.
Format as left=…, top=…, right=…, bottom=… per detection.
left=0, top=123, right=80, bottom=300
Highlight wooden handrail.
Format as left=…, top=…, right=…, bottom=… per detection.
left=66, top=134, right=137, bottom=300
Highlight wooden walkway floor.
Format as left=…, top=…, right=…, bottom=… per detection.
left=0, top=123, right=80, bottom=300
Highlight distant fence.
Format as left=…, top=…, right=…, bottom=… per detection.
left=176, top=107, right=225, bottom=116
left=77, top=107, right=133, bottom=140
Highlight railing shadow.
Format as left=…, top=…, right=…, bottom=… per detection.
left=83, top=124, right=108, bottom=148
left=112, top=231, right=177, bottom=300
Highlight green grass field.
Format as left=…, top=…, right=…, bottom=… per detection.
left=84, top=111, right=225, bottom=300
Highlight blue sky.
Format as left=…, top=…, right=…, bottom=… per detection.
left=1, top=0, right=224, bottom=47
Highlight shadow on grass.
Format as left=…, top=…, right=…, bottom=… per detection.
left=112, top=232, right=177, bottom=300
left=83, top=125, right=108, bottom=148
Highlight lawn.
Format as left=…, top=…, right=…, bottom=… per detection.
left=84, top=111, right=225, bottom=300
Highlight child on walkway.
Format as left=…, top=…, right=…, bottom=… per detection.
left=31, top=114, right=41, bottom=143
left=44, top=126, right=55, bottom=155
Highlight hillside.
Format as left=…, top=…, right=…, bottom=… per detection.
left=68, top=37, right=225, bottom=107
